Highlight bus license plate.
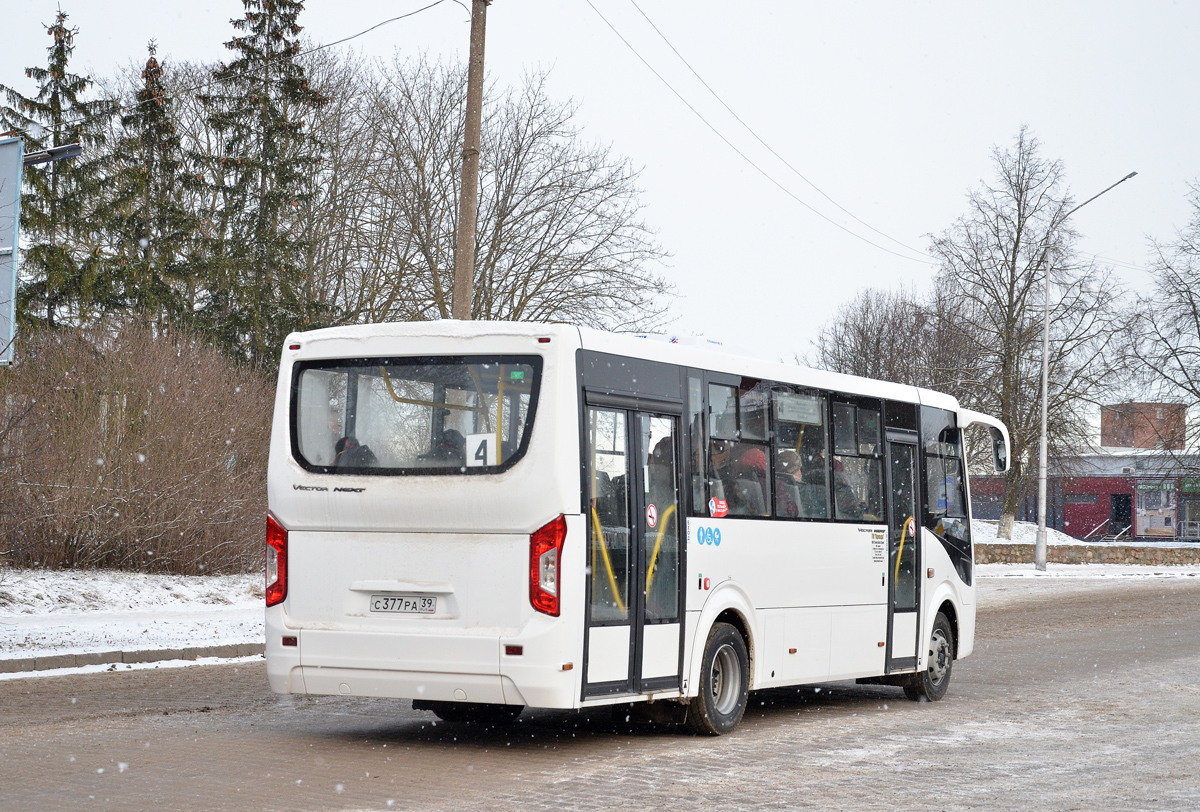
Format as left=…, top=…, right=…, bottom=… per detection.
left=369, top=594, right=436, bottom=614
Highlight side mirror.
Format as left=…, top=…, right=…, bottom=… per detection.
left=990, top=427, right=1009, bottom=473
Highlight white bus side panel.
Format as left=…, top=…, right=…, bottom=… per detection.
left=586, top=626, right=630, bottom=684
left=828, top=605, right=887, bottom=678
left=641, top=624, right=681, bottom=680
left=684, top=518, right=888, bottom=691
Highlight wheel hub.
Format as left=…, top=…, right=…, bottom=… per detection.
left=928, top=629, right=950, bottom=685
left=710, top=643, right=742, bottom=716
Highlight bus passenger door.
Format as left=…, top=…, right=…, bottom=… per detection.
left=583, top=405, right=684, bottom=698
left=885, top=431, right=920, bottom=671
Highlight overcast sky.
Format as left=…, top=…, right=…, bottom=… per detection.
left=3, top=1, right=1198, bottom=361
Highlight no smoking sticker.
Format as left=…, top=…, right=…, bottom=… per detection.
left=646, top=504, right=658, bottom=528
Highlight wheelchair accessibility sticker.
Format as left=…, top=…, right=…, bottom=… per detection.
left=695, top=526, right=722, bottom=547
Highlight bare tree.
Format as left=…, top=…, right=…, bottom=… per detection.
left=1126, top=182, right=1200, bottom=462
left=929, top=127, right=1125, bottom=538
left=809, top=285, right=980, bottom=393
left=333, top=57, right=671, bottom=330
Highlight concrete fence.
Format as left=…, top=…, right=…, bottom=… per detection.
left=976, top=544, right=1200, bottom=566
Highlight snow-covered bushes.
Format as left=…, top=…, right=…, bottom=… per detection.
left=0, top=321, right=272, bottom=574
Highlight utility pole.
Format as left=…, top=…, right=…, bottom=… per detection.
left=451, top=0, right=489, bottom=320
left=1034, top=170, right=1137, bottom=570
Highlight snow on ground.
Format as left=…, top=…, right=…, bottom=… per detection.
left=972, top=518, right=1199, bottom=547
left=975, top=561, right=1200, bottom=606
left=0, top=569, right=263, bottom=664
left=3, top=554, right=1200, bottom=673
left=973, top=519, right=1082, bottom=545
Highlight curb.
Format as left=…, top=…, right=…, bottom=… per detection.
left=0, top=643, right=265, bottom=674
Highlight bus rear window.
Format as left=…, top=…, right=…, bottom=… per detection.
left=291, top=356, right=541, bottom=474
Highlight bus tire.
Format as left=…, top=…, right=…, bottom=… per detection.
left=421, top=701, right=523, bottom=724
left=685, top=622, right=749, bottom=735
left=904, top=612, right=954, bottom=702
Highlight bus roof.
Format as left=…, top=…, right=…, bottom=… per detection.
left=283, top=320, right=962, bottom=414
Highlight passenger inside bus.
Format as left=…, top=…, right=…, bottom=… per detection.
left=775, top=449, right=826, bottom=519
left=732, top=445, right=769, bottom=516
left=833, top=459, right=864, bottom=518
left=334, top=436, right=378, bottom=468
left=418, top=428, right=466, bottom=466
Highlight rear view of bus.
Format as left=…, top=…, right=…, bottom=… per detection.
left=264, top=322, right=584, bottom=717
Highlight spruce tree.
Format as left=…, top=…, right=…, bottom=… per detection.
left=199, top=0, right=329, bottom=365
left=0, top=10, right=116, bottom=327
left=108, top=42, right=195, bottom=328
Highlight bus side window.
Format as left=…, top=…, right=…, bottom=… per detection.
left=772, top=390, right=829, bottom=520
left=707, top=382, right=770, bottom=518
left=833, top=403, right=857, bottom=454
left=831, top=399, right=884, bottom=522
left=738, top=380, right=769, bottom=442
left=708, top=384, right=737, bottom=439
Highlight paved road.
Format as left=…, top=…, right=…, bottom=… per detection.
left=2, top=577, right=1198, bottom=812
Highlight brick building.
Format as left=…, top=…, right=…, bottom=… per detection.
left=972, top=402, right=1200, bottom=541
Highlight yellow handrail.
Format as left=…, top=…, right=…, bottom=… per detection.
left=378, top=367, right=485, bottom=414
left=894, top=515, right=914, bottom=586
left=644, top=503, right=677, bottom=598
left=591, top=507, right=626, bottom=614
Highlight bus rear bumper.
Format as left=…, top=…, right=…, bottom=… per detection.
left=266, top=622, right=580, bottom=709
left=299, top=666, right=520, bottom=705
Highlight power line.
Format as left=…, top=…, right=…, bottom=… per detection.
left=1087, top=253, right=1152, bottom=274
left=583, top=0, right=934, bottom=266
left=627, top=0, right=930, bottom=261
left=298, top=0, right=448, bottom=57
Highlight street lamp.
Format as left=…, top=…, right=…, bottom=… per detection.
left=1035, top=171, right=1138, bottom=571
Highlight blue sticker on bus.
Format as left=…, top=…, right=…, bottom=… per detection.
left=696, top=526, right=721, bottom=546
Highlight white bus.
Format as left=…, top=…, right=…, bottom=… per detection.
left=265, top=321, right=1009, bottom=734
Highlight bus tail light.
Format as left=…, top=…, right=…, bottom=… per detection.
left=266, top=512, right=288, bottom=607
left=530, top=515, right=567, bottom=616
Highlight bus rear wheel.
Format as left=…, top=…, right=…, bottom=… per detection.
left=417, top=701, right=523, bottom=724
left=685, top=622, right=749, bottom=735
left=904, top=612, right=954, bottom=702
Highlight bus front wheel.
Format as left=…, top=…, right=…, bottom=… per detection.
left=904, top=611, right=954, bottom=702
left=686, top=622, right=749, bottom=735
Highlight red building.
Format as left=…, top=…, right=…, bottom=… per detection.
left=972, top=403, right=1199, bottom=542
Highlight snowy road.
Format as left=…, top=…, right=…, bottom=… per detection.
left=2, top=574, right=1198, bottom=811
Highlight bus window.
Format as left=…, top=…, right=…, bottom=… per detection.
left=643, top=415, right=679, bottom=622
left=857, top=408, right=880, bottom=455
left=772, top=391, right=829, bottom=520
left=588, top=408, right=630, bottom=622
left=833, top=457, right=884, bottom=521
left=921, top=406, right=972, bottom=583
left=833, top=403, right=857, bottom=455
left=293, top=357, right=539, bottom=474
left=706, top=380, right=770, bottom=518
left=708, top=439, right=769, bottom=517
left=832, top=399, right=884, bottom=522
left=739, top=381, right=769, bottom=442
left=708, top=384, right=737, bottom=439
